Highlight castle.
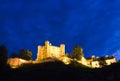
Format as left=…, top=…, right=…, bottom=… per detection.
left=7, top=40, right=117, bottom=68
left=35, top=41, right=116, bottom=68
left=36, top=41, right=65, bottom=61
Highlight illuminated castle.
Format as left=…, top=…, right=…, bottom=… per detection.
left=7, top=40, right=117, bottom=68
left=36, top=41, right=65, bottom=61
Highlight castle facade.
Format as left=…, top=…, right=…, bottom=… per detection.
left=36, top=41, right=65, bottom=61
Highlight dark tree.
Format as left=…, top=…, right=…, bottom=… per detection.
left=25, top=50, right=32, bottom=60
left=99, top=57, right=107, bottom=67
left=19, top=49, right=32, bottom=60
left=19, top=49, right=26, bottom=59
left=0, top=45, right=8, bottom=67
left=71, top=46, right=84, bottom=60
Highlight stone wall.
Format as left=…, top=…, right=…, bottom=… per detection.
left=36, top=41, right=65, bottom=61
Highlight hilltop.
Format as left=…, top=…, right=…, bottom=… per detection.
left=0, top=60, right=120, bottom=81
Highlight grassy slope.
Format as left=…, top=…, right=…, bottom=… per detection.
left=0, top=61, right=120, bottom=81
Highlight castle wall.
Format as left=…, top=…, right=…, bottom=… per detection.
left=50, top=46, right=60, bottom=57
left=105, top=58, right=116, bottom=65
left=91, top=61, right=100, bottom=68
left=36, top=41, right=65, bottom=61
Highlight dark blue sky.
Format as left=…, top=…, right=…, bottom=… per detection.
left=1, top=0, right=120, bottom=60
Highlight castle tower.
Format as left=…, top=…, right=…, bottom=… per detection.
left=36, top=41, right=65, bottom=61
left=45, top=40, right=51, bottom=58
left=60, top=44, right=65, bottom=56
left=36, top=46, right=44, bottom=61
left=45, top=40, right=49, bottom=46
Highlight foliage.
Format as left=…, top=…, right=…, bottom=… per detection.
left=26, top=50, right=32, bottom=60
left=117, top=60, right=120, bottom=63
left=19, top=49, right=26, bottom=59
left=99, top=60, right=107, bottom=67
left=19, top=49, right=32, bottom=60
left=0, top=45, right=8, bottom=67
left=71, top=46, right=84, bottom=60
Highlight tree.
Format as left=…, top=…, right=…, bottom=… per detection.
left=19, top=49, right=26, bottom=59
left=99, top=57, right=107, bottom=67
left=19, top=49, right=32, bottom=60
left=25, top=50, right=32, bottom=60
left=71, top=46, right=84, bottom=60
left=0, top=45, right=8, bottom=67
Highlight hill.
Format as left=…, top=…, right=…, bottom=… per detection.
left=0, top=61, right=120, bottom=81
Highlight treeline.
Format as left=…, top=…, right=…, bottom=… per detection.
left=0, top=45, right=32, bottom=68
left=0, top=45, right=8, bottom=68
left=11, top=49, right=32, bottom=60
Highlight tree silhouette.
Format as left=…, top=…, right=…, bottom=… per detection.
left=71, top=46, right=84, bottom=60
left=0, top=45, right=8, bottom=67
left=25, top=50, right=32, bottom=60
left=19, top=49, right=26, bottom=59
left=19, top=49, right=32, bottom=60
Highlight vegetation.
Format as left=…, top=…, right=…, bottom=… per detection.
left=0, top=44, right=120, bottom=81
left=19, top=49, right=32, bottom=60
left=26, top=50, right=32, bottom=60
left=0, top=61, right=120, bottom=81
left=71, top=46, right=84, bottom=60
left=0, top=45, right=8, bottom=68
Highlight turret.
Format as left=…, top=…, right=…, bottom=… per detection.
left=45, top=40, right=50, bottom=46
left=45, top=40, right=50, bottom=57
left=91, top=55, right=95, bottom=59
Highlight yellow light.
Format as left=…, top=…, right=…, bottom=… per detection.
left=62, top=57, right=71, bottom=65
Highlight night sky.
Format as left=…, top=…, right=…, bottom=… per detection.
left=1, top=0, right=120, bottom=60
